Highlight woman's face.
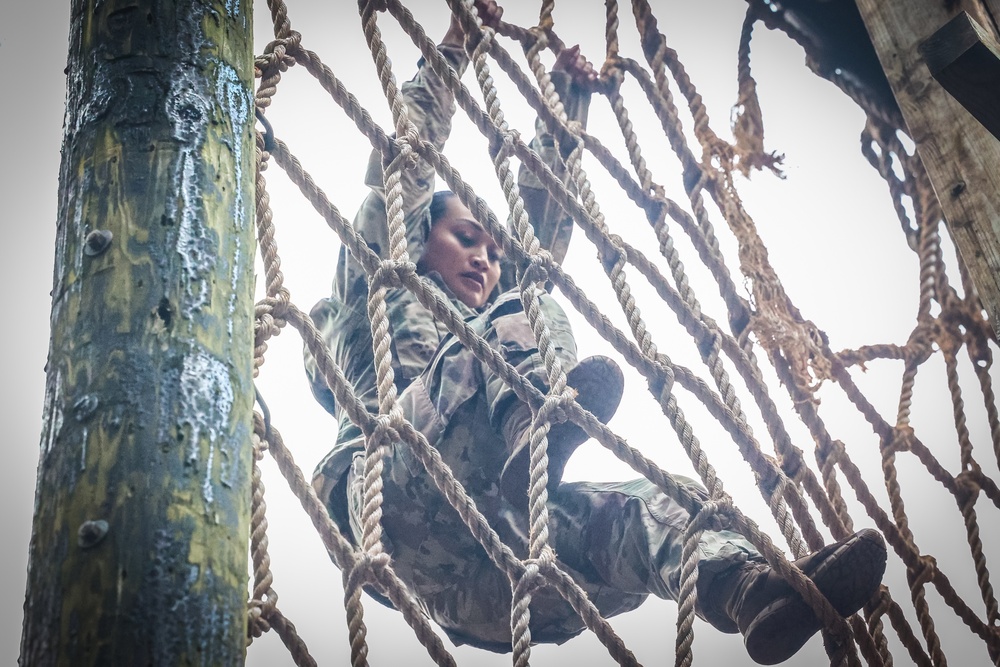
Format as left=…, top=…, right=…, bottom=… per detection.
left=420, top=196, right=503, bottom=308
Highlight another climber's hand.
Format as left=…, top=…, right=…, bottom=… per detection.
left=474, top=0, right=504, bottom=30
left=443, top=0, right=503, bottom=46
left=553, top=44, right=598, bottom=91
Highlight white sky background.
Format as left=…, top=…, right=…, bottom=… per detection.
left=4, top=1, right=999, bottom=666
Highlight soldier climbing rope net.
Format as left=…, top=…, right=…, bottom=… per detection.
left=245, top=1, right=1000, bottom=665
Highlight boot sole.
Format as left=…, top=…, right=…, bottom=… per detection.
left=500, top=355, right=624, bottom=498
left=548, top=354, right=624, bottom=447
left=743, top=528, right=887, bottom=665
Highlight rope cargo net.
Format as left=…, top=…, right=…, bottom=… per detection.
left=244, top=0, right=1000, bottom=665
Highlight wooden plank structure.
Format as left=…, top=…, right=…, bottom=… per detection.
left=919, top=11, right=1000, bottom=143
left=19, top=1, right=257, bottom=664
left=855, top=0, right=1000, bottom=336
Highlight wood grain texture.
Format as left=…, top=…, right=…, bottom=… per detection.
left=857, top=0, right=1000, bottom=336
left=919, top=11, right=1000, bottom=140
left=20, top=1, right=257, bottom=664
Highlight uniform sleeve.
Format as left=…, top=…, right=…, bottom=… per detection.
left=308, top=43, right=472, bottom=423
left=335, top=43, right=471, bottom=304
left=501, top=69, right=592, bottom=291
left=381, top=43, right=470, bottom=211
left=303, top=294, right=369, bottom=421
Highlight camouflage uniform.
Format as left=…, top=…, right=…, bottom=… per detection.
left=306, top=43, right=758, bottom=651
left=305, top=41, right=589, bottom=494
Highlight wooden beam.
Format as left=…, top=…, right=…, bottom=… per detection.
left=856, top=0, right=1000, bottom=339
left=20, top=0, right=256, bottom=664
left=919, top=11, right=1000, bottom=141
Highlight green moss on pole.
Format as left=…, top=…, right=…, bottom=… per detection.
left=21, top=1, right=256, bottom=664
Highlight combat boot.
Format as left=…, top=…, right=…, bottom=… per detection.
left=698, top=528, right=887, bottom=665
left=499, top=355, right=624, bottom=505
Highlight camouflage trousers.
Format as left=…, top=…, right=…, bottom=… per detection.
left=316, top=291, right=758, bottom=651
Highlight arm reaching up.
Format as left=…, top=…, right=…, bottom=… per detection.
left=502, top=44, right=599, bottom=291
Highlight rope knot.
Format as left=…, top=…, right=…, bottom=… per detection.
left=246, top=585, right=280, bottom=640
left=259, top=35, right=301, bottom=72
left=489, top=128, right=520, bottom=160
left=869, top=586, right=891, bottom=619
left=688, top=498, right=734, bottom=533
left=369, top=411, right=403, bottom=449
left=371, top=259, right=414, bottom=290
left=253, top=297, right=289, bottom=347
left=887, top=425, right=915, bottom=454
left=648, top=353, right=676, bottom=399
left=778, top=451, right=803, bottom=480
left=525, top=26, right=549, bottom=52
left=816, top=439, right=848, bottom=470
left=254, top=295, right=291, bottom=343
left=600, top=58, right=625, bottom=89
left=253, top=316, right=278, bottom=348
left=246, top=600, right=271, bottom=639
left=955, top=470, right=982, bottom=504
left=903, top=325, right=935, bottom=366
left=536, top=389, right=577, bottom=432
left=513, top=559, right=546, bottom=600
left=520, top=250, right=553, bottom=286
left=936, top=328, right=961, bottom=356
left=598, top=234, right=627, bottom=273
left=251, top=429, right=268, bottom=460
left=256, top=291, right=292, bottom=316
left=360, top=551, right=392, bottom=576
left=909, top=554, right=937, bottom=587
left=346, top=552, right=392, bottom=593
left=387, top=135, right=420, bottom=173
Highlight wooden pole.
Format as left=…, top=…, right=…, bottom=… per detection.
left=855, top=0, right=1000, bottom=337
left=20, top=0, right=256, bottom=664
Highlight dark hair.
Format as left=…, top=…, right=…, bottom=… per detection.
left=429, top=190, right=458, bottom=226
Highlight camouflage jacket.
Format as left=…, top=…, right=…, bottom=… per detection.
left=304, top=43, right=593, bottom=474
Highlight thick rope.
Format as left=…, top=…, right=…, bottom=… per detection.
left=242, top=2, right=1000, bottom=665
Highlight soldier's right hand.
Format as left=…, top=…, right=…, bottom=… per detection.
left=553, top=45, right=599, bottom=91
left=473, top=0, right=503, bottom=30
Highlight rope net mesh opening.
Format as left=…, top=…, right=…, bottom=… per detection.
left=245, top=1, right=1000, bottom=665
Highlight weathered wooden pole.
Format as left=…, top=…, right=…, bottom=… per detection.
left=20, top=0, right=256, bottom=665
left=855, top=0, right=1000, bottom=336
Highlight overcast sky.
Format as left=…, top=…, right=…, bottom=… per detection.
left=4, top=1, right=999, bottom=666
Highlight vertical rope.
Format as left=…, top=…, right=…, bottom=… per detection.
left=956, top=478, right=1000, bottom=627
left=605, top=0, right=620, bottom=61
left=674, top=500, right=732, bottom=667
left=452, top=0, right=564, bottom=564
left=247, top=433, right=277, bottom=644
left=446, top=4, right=564, bottom=663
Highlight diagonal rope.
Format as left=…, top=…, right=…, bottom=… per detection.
left=241, top=2, right=1000, bottom=665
